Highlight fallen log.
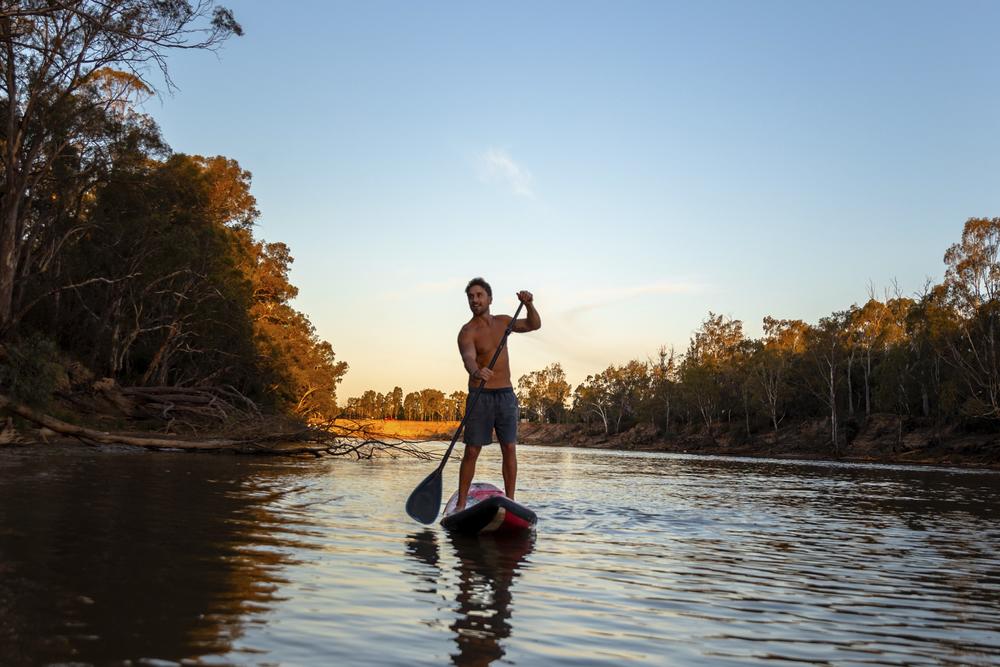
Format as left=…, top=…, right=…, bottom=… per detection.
left=1, top=392, right=246, bottom=448
left=0, top=392, right=434, bottom=459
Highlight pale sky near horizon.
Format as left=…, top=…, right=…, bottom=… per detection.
left=147, top=1, right=1000, bottom=400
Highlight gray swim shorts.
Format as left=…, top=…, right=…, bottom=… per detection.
left=462, top=388, right=520, bottom=446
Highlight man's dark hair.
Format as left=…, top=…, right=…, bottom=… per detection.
left=465, top=277, right=492, bottom=297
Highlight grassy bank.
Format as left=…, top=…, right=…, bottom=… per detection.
left=333, top=419, right=459, bottom=440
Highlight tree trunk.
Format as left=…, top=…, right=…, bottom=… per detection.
left=864, top=352, right=872, bottom=416
left=594, top=406, right=609, bottom=434
left=846, top=353, right=854, bottom=417
left=741, top=384, right=750, bottom=437
left=141, top=323, right=179, bottom=385
left=0, top=200, right=20, bottom=334
left=0, top=16, right=20, bottom=335
left=829, top=362, right=838, bottom=454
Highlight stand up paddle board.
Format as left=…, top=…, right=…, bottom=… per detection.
left=441, top=482, right=537, bottom=535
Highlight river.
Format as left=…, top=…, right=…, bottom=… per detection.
left=1, top=443, right=999, bottom=665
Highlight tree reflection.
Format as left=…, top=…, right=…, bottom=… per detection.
left=406, top=529, right=534, bottom=666
left=0, top=450, right=303, bottom=663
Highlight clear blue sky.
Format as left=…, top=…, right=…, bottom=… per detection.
left=148, top=1, right=1000, bottom=400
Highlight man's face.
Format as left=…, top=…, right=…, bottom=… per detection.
left=466, top=286, right=491, bottom=315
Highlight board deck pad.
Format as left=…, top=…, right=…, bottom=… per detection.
left=441, top=482, right=537, bottom=535
left=443, top=482, right=505, bottom=515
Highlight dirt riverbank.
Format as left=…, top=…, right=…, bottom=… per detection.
left=351, top=416, right=1000, bottom=469
left=6, top=388, right=997, bottom=468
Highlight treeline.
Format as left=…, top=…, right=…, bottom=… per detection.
left=343, top=366, right=571, bottom=423
left=343, top=388, right=468, bottom=421
left=0, top=2, right=347, bottom=419
left=345, top=367, right=573, bottom=424
left=349, top=218, right=1000, bottom=451
left=566, top=218, right=1000, bottom=450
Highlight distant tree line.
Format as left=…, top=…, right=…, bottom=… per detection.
left=569, top=217, right=1000, bottom=450
left=349, top=218, right=1000, bottom=450
left=343, top=387, right=468, bottom=421
left=0, top=2, right=348, bottom=419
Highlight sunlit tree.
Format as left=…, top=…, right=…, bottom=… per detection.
left=517, top=362, right=571, bottom=423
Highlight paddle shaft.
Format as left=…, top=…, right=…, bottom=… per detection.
left=435, top=301, right=525, bottom=473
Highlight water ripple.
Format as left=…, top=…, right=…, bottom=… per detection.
left=1, top=445, right=1000, bottom=665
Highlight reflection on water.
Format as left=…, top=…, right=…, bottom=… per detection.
left=2, top=444, right=1000, bottom=665
left=0, top=447, right=308, bottom=664
left=407, top=531, right=534, bottom=666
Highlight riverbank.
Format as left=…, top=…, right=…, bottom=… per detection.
left=348, top=416, right=1000, bottom=468
left=6, top=386, right=997, bottom=468
left=524, top=417, right=1000, bottom=468
left=0, top=386, right=430, bottom=458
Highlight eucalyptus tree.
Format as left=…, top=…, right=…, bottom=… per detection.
left=419, top=388, right=447, bottom=421
left=753, top=316, right=807, bottom=434
left=0, top=0, right=240, bottom=334
left=517, top=362, right=571, bottom=423
left=803, top=313, right=849, bottom=453
left=942, top=217, right=1000, bottom=418
left=850, top=299, right=894, bottom=417
left=446, top=390, right=466, bottom=420
left=391, top=386, right=404, bottom=419
left=680, top=312, right=745, bottom=432
left=573, top=361, right=651, bottom=435
left=906, top=284, right=960, bottom=420
left=572, top=375, right=611, bottom=434
left=873, top=297, right=914, bottom=417
left=403, top=391, right=420, bottom=420
left=648, top=345, right=678, bottom=433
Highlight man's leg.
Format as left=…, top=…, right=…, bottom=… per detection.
left=456, top=444, right=482, bottom=511
left=495, top=390, right=520, bottom=500
left=456, top=391, right=491, bottom=512
left=499, top=442, right=517, bottom=500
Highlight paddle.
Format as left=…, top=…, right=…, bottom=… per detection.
left=405, top=300, right=526, bottom=524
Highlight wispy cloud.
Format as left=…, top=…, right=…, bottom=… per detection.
left=562, top=281, right=702, bottom=318
left=477, top=148, right=534, bottom=198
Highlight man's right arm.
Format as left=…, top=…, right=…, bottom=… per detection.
left=458, top=327, right=492, bottom=382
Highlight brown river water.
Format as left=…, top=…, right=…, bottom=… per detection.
left=1, top=443, right=999, bottom=665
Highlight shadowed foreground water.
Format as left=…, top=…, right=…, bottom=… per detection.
left=1, top=444, right=999, bottom=665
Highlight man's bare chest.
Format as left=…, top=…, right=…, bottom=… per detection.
left=471, top=326, right=507, bottom=355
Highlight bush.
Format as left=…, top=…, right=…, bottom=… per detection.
left=0, top=334, right=63, bottom=408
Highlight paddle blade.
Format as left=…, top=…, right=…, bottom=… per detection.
left=406, top=469, right=443, bottom=524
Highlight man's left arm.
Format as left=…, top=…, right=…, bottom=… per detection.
left=513, top=290, right=541, bottom=332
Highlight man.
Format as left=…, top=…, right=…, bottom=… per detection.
left=454, top=277, right=541, bottom=511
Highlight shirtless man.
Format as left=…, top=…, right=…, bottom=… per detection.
left=455, top=277, right=541, bottom=511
